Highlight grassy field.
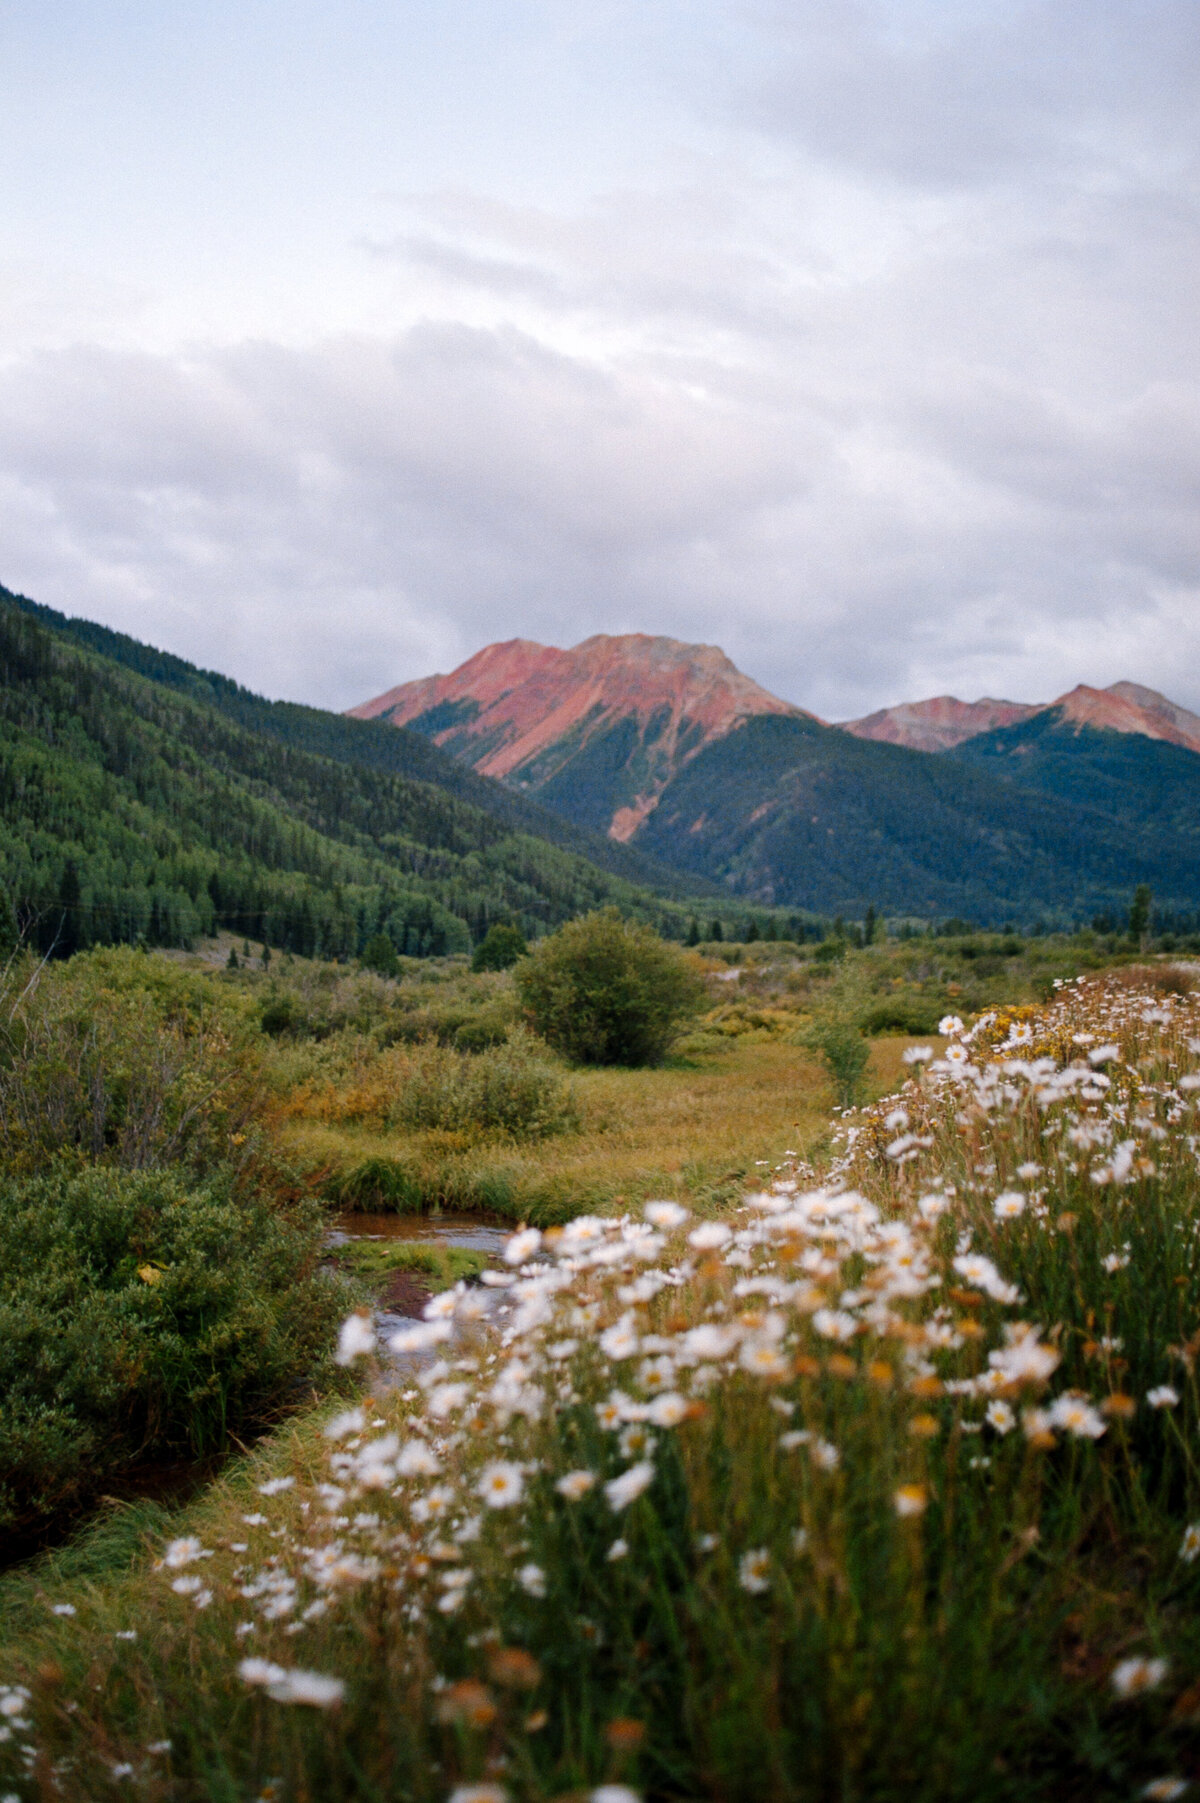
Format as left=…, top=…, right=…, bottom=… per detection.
left=278, top=1035, right=922, bottom=1225
left=4, top=959, right=1200, bottom=1800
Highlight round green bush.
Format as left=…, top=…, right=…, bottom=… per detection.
left=514, top=909, right=706, bottom=1066
left=471, top=923, right=527, bottom=973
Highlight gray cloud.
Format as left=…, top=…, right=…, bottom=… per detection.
left=0, top=1, right=1197, bottom=722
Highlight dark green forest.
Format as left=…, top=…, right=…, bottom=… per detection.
left=0, top=591, right=698, bottom=960
left=634, top=711, right=1200, bottom=923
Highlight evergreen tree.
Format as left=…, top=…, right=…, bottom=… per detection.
left=764, top=916, right=778, bottom=942
left=745, top=918, right=761, bottom=943
left=227, top=945, right=240, bottom=970
left=685, top=917, right=700, bottom=947
left=1129, top=883, right=1152, bottom=945
left=55, top=861, right=82, bottom=959
left=708, top=919, right=723, bottom=943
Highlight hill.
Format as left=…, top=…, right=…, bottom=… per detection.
left=631, top=712, right=1200, bottom=922
left=0, top=587, right=702, bottom=959
left=351, top=633, right=810, bottom=840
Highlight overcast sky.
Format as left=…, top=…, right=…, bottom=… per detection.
left=1, top=0, right=1197, bottom=719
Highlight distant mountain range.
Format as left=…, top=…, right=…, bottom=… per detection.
left=843, top=682, right=1200, bottom=756
left=355, top=638, right=1200, bottom=925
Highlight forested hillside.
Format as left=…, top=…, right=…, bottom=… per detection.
left=946, top=707, right=1200, bottom=836
left=0, top=594, right=695, bottom=959
left=633, top=712, right=1200, bottom=923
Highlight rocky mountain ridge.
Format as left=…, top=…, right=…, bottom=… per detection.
left=350, top=634, right=811, bottom=841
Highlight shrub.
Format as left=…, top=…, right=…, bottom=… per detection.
left=0, top=1166, right=342, bottom=1533
left=360, top=933, right=400, bottom=978
left=471, top=923, right=527, bottom=973
left=0, top=948, right=264, bottom=1175
left=859, top=995, right=943, bottom=1036
left=395, top=1033, right=577, bottom=1139
left=515, top=909, right=706, bottom=1066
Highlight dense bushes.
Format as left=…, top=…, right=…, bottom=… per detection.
left=515, top=909, right=706, bottom=1065
left=393, top=1032, right=576, bottom=1137
left=0, top=948, right=264, bottom=1176
left=0, top=1166, right=342, bottom=1534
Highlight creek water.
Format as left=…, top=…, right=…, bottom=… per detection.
left=328, top=1210, right=512, bottom=1379
left=326, top=1211, right=510, bottom=1256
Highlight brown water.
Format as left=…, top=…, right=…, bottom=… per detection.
left=327, top=1211, right=510, bottom=1256
left=328, top=1212, right=510, bottom=1379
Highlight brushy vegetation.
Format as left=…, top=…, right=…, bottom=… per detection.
left=0, top=949, right=346, bottom=1538
left=6, top=970, right=1200, bottom=1799
left=0, top=1166, right=341, bottom=1536
left=514, top=909, right=707, bottom=1066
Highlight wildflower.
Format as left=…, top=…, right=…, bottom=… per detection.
left=604, top=1461, right=655, bottom=1511
left=477, top=1461, right=525, bottom=1509
left=1016, top=1162, right=1041, bottom=1179
left=1147, top=1386, right=1180, bottom=1409
left=740, top=1340, right=790, bottom=1379
left=688, top=1221, right=732, bottom=1250
left=599, top=1315, right=641, bottom=1360
left=556, top=1470, right=596, bottom=1501
left=1112, top=1657, right=1168, bottom=1699
left=738, top=1548, right=771, bottom=1593
left=810, top=1439, right=840, bottom=1472
left=606, top=1538, right=628, bottom=1561
left=396, top=1439, right=441, bottom=1477
left=1048, top=1394, right=1106, bottom=1439
left=647, top=1392, right=690, bottom=1427
left=50, top=1603, right=76, bottom=1616
left=813, top=1308, right=857, bottom=1342
left=619, top=1422, right=655, bottom=1459
left=902, top=1045, right=933, bottom=1064
left=448, top=1786, right=510, bottom=1803
left=939, top=1015, right=964, bottom=1036
left=257, top=1477, right=294, bottom=1497
left=1103, top=1251, right=1131, bottom=1272
left=893, top=1485, right=927, bottom=1517
left=323, top=1408, right=366, bottom=1441
left=590, top=1788, right=643, bottom=1803
left=1179, top=1525, right=1200, bottom=1563
left=1141, top=1781, right=1188, bottom=1801
left=503, top=1227, right=542, bottom=1266
left=335, top=1312, right=375, bottom=1365
left=518, top=1563, right=547, bottom=1598
left=992, top=1192, right=1025, bottom=1220
left=644, top=1200, right=689, bottom=1228
left=988, top=1325, right=1060, bottom=1385
left=985, top=1401, right=1016, bottom=1435
left=162, top=1536, right=206, bottom=1569
left=917, top=1193, right=949, bottom=1221
left=389, top=1320, right=453, bottom=1352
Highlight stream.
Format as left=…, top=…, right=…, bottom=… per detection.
left=328, top=1210, right=511, bottom=1378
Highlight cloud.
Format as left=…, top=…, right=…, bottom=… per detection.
left=0, top=1, right=1197, bottom=721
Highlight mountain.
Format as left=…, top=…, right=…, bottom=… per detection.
left=0, top=586, right=703, bottom=960
left=842, top=696, right=1040, bottom=752
left=354, top=635, right=1200, bottom=925
left=350, top=634, right=811, bottom=840
left=632, top=712, right=1200, bottom=923
left=844, top=682, right=1200, bottom=757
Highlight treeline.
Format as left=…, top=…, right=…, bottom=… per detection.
left=0, top=598, right=695, bottom=960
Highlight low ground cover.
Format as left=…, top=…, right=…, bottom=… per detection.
left=5, top=970, right=1200, bottom=1799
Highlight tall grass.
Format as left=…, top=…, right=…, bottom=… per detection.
left=6, top=974, right=1200, bottom=1799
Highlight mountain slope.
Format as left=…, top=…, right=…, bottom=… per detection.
left=351, top=634, right=811, bottom=840
left=0, top=590, right=697, bottom=958
left=844, top=681, right=1200, bottom=757
left=633, top=712, right=1200, bottom=922
left=946, top=706, right=1200, bottom=836
left=6, top=590, right=703, bottom=898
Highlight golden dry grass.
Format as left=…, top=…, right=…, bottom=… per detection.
left=275, top=1035, right=924, bottom=1222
